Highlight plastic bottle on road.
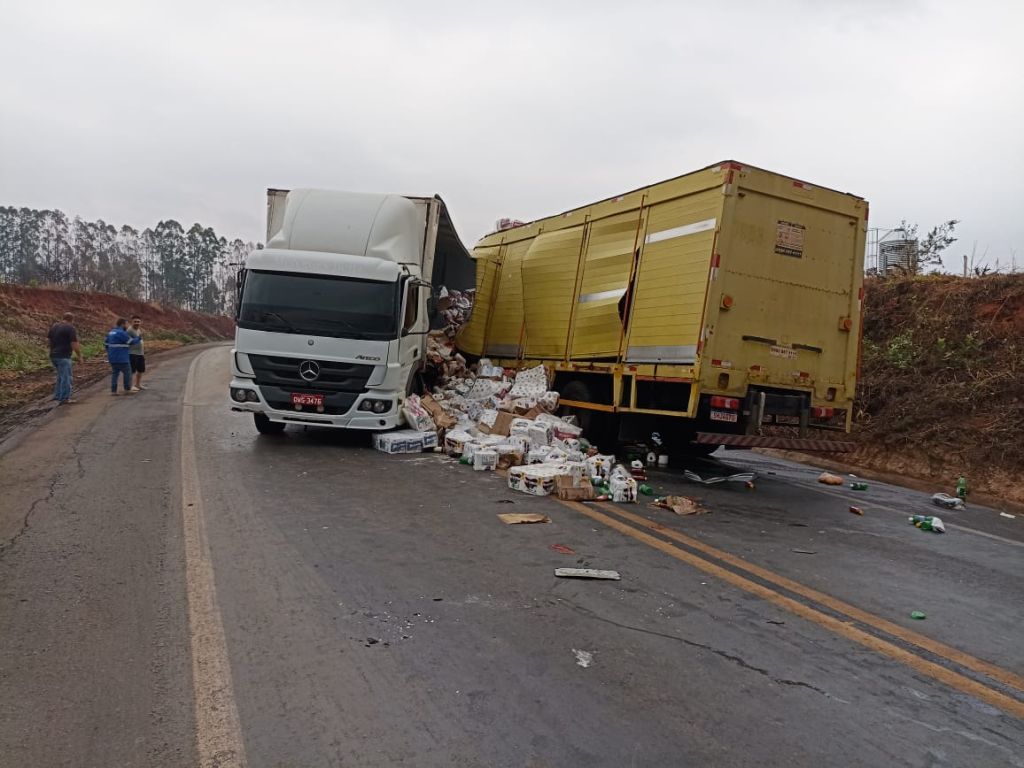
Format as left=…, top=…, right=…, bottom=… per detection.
left=956, top=475, right=968, bottom=500
left=931, top=493, right=964, bottom=510
left=909, top=514, right=946, bottom=533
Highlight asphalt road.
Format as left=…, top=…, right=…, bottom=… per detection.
left=1, top=345, right=1022, bottom=767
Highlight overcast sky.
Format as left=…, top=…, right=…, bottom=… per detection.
left=2, top=0, right=1021, bottom=270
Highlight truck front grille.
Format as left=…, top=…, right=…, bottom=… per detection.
left=248, top=354, right=375, bottom=393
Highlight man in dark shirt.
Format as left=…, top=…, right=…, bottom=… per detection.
left=47, top=312, right=83, bottom=404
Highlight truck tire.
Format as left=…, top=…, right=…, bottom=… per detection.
left=559, top=380, right=619, bottom=452
left=253, top=413, right=286, bottom=435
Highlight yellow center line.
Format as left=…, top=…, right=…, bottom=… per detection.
left=553, top=498, right=1024, bottom=720
left=591, top=501, right=1024, bottom=695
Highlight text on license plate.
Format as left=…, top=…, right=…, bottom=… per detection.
left=291, top=393, right=323, bottom=407
left=710, top=410, right=738, bottom=423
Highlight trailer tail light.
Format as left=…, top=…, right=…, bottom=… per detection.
left=811, top=407, right=835, bottom=419
left=839, top=316, right=853, bottom=331
left=710, top=396, right=740, bottom=410
left=721, top=294, right=734, bottom=310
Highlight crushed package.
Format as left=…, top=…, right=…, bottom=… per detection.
left=373, top=429, right=438, bottom=454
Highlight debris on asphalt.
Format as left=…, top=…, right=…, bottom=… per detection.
left=374, top=299, right=669, bottom=511
left=791, top=549, right=817, bottom=555
left=849, top=506, right=865, bottom=516
left=909, top=514, right=946, bottom=533
left=850, top=482, right=869, bottom=491
left=373, top=429, right=438, bottom=454
left=684, top=470, right=756, bottom=486
left=555, top=568, right=621, bottom=580
left=550, top=543, right=576, bottom=555
left=572, top=649, right=594, bottom=668
left=1000, top=512, right=1016, bottom=519
left=818, top=472, right=844, bottom=486
left=400, top=394, right=436, bottom=433
left=931, top=493, right=965, bottom=510
left=651, top=496, right=705, bottom=516
left=497, top=513, right=550, bottom=525
left=910, top=611, right=927, bottom=620
left=555, top=475, right=596, bottom=501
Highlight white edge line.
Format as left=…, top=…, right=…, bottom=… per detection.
left=182, top=349, right=248, bottom=766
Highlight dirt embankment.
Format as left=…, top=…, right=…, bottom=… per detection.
left=0, top=284, right=233, bottom=425
left=841, top=274, right=1024, bottom=505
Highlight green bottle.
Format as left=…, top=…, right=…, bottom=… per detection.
left=956, top=475, right=968, bottom=500
left=909, top=515, right=945, bottom=533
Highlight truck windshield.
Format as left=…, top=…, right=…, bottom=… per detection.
left=238, top=270, right=399, bottom=340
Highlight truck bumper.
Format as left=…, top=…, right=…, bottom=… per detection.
left=695, top=432, right=856, bottom=452
left=228, top=378, right=403, bottom=430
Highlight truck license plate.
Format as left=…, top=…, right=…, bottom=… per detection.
left=710, top=410, right=738, bottom=423
left=291, top=393, right=323, bottom=407
left=775, top=415, right=801, bottom=425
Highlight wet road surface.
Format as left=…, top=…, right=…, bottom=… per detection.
left=1, top=345, right=1021, bottom=767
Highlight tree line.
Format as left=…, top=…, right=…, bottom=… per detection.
left=0, top=206, right=259, bottom=314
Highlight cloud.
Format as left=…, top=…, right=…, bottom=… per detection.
left=1, top=0, right=1021, bottom=267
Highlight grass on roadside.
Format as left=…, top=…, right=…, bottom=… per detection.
left=0, top=329, right=110, bottom=374
left=0, top=329, right=50, bottom=373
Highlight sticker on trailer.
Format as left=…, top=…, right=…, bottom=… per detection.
left=770, top=345, right=797, bottom=360
left=775, top=220, right=805, bottom=258
left=710, top=410, right=738, bottom=423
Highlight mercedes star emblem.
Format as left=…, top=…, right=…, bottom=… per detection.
left=298, top=360, right=321, bottom=382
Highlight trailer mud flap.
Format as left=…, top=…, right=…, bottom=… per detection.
left=696, top=432, right=856, bottom=452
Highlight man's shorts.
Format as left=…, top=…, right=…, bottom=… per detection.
left=130, top=355, right=146, bottom=373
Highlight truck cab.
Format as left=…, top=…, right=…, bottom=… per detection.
left=229, top=189, right=472, bottom=434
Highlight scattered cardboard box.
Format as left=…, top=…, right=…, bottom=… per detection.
left=498, top=513, right=551, bottom=525
left=480, top=410, right=515, bottom=437
left=555, top=475, right=596, bottom=501
left=421, top=394, right=457, bottom=429
left=651, top=496, right=705, bottom=516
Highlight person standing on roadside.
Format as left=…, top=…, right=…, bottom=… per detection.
left=47, top=311, right=83, bottom=404
left=104, top=318, right=141, bottom=396
left=126, top=315, right=146, bottom=391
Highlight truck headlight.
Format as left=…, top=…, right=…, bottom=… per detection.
left=232, top=388, right=260, bottom=402
left=358, top=399, right=392, bottom=414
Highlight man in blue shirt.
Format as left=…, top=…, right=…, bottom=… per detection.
left=104, top=318, right=141, bottom=395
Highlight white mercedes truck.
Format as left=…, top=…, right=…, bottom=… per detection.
left=229, top=188, right=473, bottom=434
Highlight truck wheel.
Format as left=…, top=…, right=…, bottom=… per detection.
left=253, top=413, right=286, bottom=435
left=559, top=380, right=618, bottom=452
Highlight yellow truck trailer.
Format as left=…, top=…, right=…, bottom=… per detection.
left=456, top=161, right=867, bottom=453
